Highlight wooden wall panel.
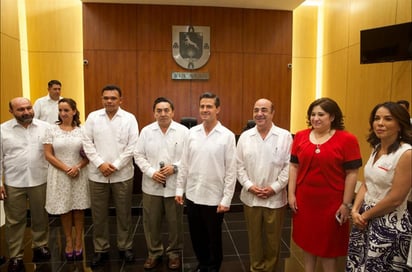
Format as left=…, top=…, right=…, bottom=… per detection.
left=243, top=54, right=291, bottom=130
left=189, top=52, right=244, bottom=131
left=136, top=50, right=192, bottom=127
left=83, top=50, right=138, bottom=114
left=136, top=5, right=191, bottom=51
left=83, top=4, right=137, bottom=50
left=212, top=53, right=244, bottom=131
left=243, top=9, right=292, bottom=54
left=189, top=7, right=244, bottom=53
left=83, top=3, right=292, bottom=135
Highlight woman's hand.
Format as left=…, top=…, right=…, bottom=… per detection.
left=66, top=166, right=80, bottom=178
left=288, top=195, right=298, bottom=213
left=336, top=204, right=351, bottom=225
left=351, top=210, right=368, bottom=230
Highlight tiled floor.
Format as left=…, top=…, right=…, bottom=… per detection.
left=0, top=193, right=347, bottom=272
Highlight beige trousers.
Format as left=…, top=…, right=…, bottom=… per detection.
left=89, top=179, right=134, bottom=252
left=243, top=205, right=286, bottom=272
left=142, top=193, right=183, bottom=258
left=4, top=183, right=49, bottom=259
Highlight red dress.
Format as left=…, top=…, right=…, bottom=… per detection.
left=290, top=129, right=362, bottom=257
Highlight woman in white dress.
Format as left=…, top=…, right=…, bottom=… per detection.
left=346, top=102, right=412, bottom=271
left=43, top=98, right=90, bottom=261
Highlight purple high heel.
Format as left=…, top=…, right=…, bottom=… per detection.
left=74, top=249, right=83, bottom=261
left=65, top=251, right=74, bottom=261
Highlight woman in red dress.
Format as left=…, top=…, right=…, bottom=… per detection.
left=288, top=98, right=362, bottom=272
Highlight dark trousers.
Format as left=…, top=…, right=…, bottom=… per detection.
left=186, top=199, right=224, bottom=272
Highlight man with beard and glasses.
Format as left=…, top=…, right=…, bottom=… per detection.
left=1, top=97, right=51, bottom=272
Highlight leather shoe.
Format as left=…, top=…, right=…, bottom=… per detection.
left=143, top=256, right=161, bottom=269
left=191, top=265, right=200, bottom=272
left=119, top=249, right=134, bottom=262
left=7, top=258, right=24, bottom=272
left=32, top=246, right=51, bottom=262
left=91, top=252, right=109, bottom=267
left=168, top=256, right=181, bottom=270
left=0, top=256, right=6, bottom=266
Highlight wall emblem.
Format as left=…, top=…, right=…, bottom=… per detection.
left=172, top=25, right=210, bottom=70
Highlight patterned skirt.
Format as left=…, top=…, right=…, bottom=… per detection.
left=346, top=203, right=412, bottom=272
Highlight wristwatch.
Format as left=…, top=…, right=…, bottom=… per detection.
left=173, top=164, right=178, bottom=174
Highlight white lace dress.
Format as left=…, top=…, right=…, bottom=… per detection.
left=44, top=125, right=90, bottom=214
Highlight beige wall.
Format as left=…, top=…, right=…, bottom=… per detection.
left=0, top=0, right=84, bottom=123
left=291, top=4, right=318, bottom=133
left=291, top=0, right=412, bottom=179
left=26, top=0, right=84, bottom=120
left=1, top=0, right=23, bottom=123
left=0, top=0, right=22, bottom=225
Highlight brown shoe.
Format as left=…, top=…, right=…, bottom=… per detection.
left=168, top=256, right=181, bottom=270
left=143, top=256, right=161, bottom=270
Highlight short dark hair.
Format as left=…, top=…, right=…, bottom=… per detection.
left=367, top=101, right=412, bottom=153
left=57, top=98, right=81, bottom=127
left=101, top=85, right=122, bottom=97
left=199, top=92, right=220, bottom=108
left=306, top=97, right=345, bottom=130
left=396, top=100, right=410, bottom=110
left=48, top=80, right=61, bottom=88
left=153, top=97, right=174, bottom=111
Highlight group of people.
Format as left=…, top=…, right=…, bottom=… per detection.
left=288, top=98, right=412, bottom=272
left=0, top=80, right=411, bottom=272
left=0, top=80, right=91, bottom=272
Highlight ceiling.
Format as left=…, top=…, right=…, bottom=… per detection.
left=80, top=0, right=306, bottom=11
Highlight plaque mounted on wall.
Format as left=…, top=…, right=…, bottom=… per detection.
left=172, top=25, right=210, bottom=70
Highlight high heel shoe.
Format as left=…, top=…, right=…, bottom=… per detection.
left=74, top=249, right=83, bottom=261
left=65, top=251, right=74, bottom=261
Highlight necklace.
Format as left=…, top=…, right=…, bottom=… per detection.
left=315, top=144, right=321, bottom=154
left=312, top=130, right=331, bottom=154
